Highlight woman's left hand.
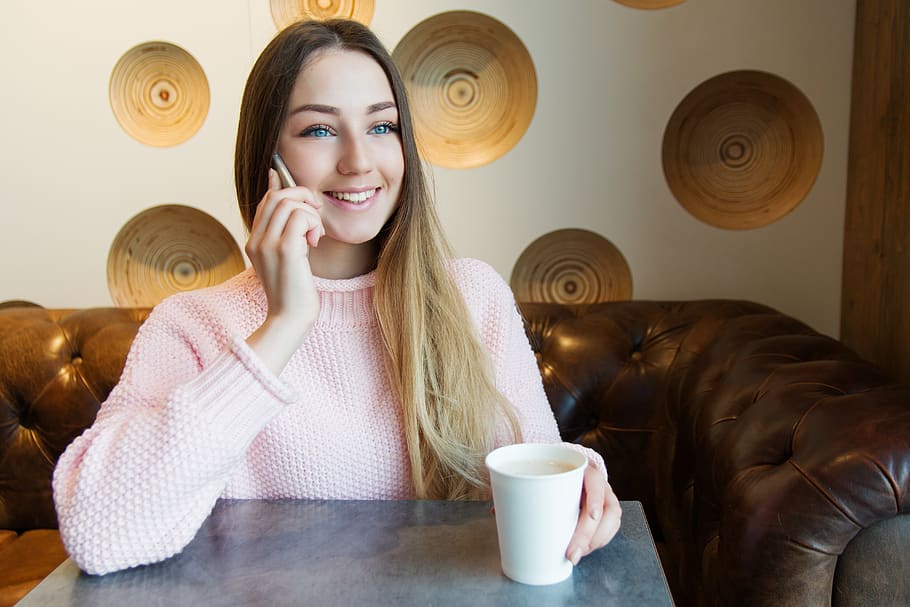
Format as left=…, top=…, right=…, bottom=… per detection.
left=565, top=463, right=622, bottom=565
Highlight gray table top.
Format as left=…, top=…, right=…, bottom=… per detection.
left=20, top=499, right=674, bottom=606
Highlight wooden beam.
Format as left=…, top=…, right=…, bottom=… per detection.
left=841, top=0, right=910, bottom=383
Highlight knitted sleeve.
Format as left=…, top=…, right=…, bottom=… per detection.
left=458, top=259, right=609, bottom=480
left=52, top=295, right=296, bottom=575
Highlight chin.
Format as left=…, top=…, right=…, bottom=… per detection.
left=326, top=228, right=384, bottom=246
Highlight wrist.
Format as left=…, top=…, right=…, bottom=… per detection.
left=246, top=315, right=313, bottom=375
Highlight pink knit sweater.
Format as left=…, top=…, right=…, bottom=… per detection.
left=53, top=258, right=606, bottom=575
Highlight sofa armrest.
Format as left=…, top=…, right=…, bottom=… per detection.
left=677, top=312, right=910, bottom=606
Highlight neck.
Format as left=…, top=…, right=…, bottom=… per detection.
left=308, top=237, right=380, bottom=279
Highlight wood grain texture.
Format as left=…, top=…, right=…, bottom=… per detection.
left=510, top=228, right=633, bottom=304
left=108, top=42, right=210, bottom=147
left=106, top=205, right=244, bottom=307
left=662, top=70, right=823, bottom=230
left=841, top=0, right=910, bottom=383
left=269, top=0, right=374, bottom=29
left=392, top=11, right=537, bottom=169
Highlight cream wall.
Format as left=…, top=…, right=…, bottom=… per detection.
left=0, top=0, right=855, bottom=337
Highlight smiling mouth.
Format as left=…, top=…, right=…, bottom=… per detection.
left=326, top=188, right=378, bottom=204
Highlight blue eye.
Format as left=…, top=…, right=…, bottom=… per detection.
left=370, top=121, right=399, bottom=135
left=302, top=125, right=333, bottom=138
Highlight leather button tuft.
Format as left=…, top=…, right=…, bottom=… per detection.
left=631, top=351, right=643, bottom=361
left=71, top=356, right=83, bottom=365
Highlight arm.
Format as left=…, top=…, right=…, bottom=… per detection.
left=479, top=263, right=621, bottom=563
left=244, top=168, right=324, bottom=373
left=481, top=264, right=606, bottom=472
left=53, top=301, right=296, bottom=575
left=56, top=170, right=328, bottom=575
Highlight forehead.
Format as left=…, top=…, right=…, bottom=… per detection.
left=290, top=49, right=395, bottom=107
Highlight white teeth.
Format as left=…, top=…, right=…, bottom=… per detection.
left=329, top=189, right=376, bottom=203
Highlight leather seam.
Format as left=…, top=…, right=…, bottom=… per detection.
left=788, top=459, right=863, bottom=528
left=787, top=535, right=837, bottom=557
left=864, top=454, right=901, bottom=515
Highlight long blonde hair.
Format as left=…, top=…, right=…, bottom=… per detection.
left=235, top=20, right=521, bottom=499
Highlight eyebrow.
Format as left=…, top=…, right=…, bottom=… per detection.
left=289, top=101, right=397, bottom=116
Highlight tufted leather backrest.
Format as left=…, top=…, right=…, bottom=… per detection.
left=516, top=300, right=782, bottom=533
left=0, top=307, right=150, bottom=531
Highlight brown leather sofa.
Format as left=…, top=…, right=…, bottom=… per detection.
left=1, top=301, right=908, bottom=606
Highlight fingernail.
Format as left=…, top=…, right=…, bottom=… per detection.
left=569, top=548, right=582, bottom=566
left=590, top=508, right=602, bottom=521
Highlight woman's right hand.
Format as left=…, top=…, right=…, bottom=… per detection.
left=244, top=168, right=325, bottom=374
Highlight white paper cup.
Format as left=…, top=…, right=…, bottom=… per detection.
left=485, top=443, right=587, bottom=585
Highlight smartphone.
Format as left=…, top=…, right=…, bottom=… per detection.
left=271, top=153, right=297, bottom=188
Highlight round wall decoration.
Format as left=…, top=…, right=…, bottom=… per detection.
left=662, top=70, right=823, bottom=230
left=269, top=0, right=374, bottom=29
left=613, top=0, right=686, bottom=9
left=107, top=205, right=245, bottom=307
left=392, top=10, right=537, bottom=169
left=510, top=229, right=633, bottom=304
left=109, top=41, right=210, bottom=147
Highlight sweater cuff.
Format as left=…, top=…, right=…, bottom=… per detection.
left=171, top=337, right=299, bottom=447
left=561, top=442, right=609, bottom=483
left=228, top=335, right=299, bottom=404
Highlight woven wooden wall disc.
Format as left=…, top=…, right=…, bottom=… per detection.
left=109, top=42, right=210, bottom=147
left=662, top=70, right=823, bottom=230
left=392, top=10, right=537, bottom=169
left=510, top=229, right=633, bottom=304
left=107, top=205, right=245, bottom=307
left=270, top=0, right=374, bottom=29
left=613, top=0, right=686, bottom=9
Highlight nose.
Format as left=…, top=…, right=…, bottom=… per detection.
left=337, top=133, right=374, bottom=175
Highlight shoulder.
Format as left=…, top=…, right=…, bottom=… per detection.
left=142, top=267, right=262, bottom=336
left=447, top=258, right=511, bottom=298
left=447, top=258, right=517, bottom=324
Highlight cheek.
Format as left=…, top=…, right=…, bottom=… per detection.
left=384, top=147, right=405, bottom=185
left=284, top=148, right=333, bottom=185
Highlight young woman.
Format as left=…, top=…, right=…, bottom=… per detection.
left=53, top=19, right=620, bottom=575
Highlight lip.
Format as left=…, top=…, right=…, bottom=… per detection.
left=323, top=187, right=381, bottom=212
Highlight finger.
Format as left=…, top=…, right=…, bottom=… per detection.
left=307, top=224, right=323, bottom=248
left=258, top=169, right=284, bottom=227
left=566, top=464, right=607, bottom=565
left=249, top=177, right=283, bottom=241
left=253, top=176, right=318, bottom=235
left=283, top=206, right=323, bottom=250
left=283, top=186, right=323, bottom=209
left=249, top=198, right=306, bottom=263
left=588, top=484, right=622, bottom=551
left=268, top=167, right=281, bottom=191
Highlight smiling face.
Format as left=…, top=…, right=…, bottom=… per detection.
left=276, top=49, right=404, bottom=268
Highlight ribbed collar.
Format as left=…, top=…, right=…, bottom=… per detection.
left=311, top=270, right=376, bottom=292
left=240, top=267, right=378, bottom=328
left=312, top=270, right=378, bottom=328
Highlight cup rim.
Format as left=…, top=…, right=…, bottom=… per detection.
left=485, top=443, right=587, bottom=478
